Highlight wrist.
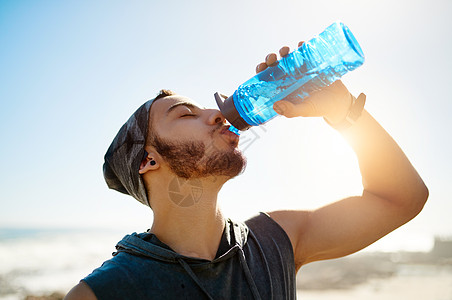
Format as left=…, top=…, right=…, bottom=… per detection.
left=324, top=93, right=366, bottom=131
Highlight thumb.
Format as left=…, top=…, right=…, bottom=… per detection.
left=273, top=100, right=317, bottom=118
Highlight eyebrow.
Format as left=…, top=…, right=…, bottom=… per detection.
left=166, top=102, right=202, bottom=116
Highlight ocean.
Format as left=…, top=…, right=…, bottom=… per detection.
left=0, top=227, right=127, bottom=299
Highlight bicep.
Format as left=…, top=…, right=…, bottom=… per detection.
left=302, top=193, right=397, bottom=262
left=270, top=191, right=417, bottom=268
left=64, top=281, right=97, bottom=300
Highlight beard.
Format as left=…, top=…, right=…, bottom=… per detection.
left=149, top=133, right=246, bottom=179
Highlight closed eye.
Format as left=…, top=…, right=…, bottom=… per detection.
left=180, top=113, right=197, bottom=118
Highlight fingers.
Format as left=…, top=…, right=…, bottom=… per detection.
left=279, top=46, right=290, bottom=57
left=256, top=62, right=268, bottom=73
left=265, top=53, right=278, bottom=66
left=272, top=81, right=351, bottom=120
left=273, top=100, right=317, bottom=118
left=256, top=42, right=305, bottom=74
left=255, top=53, right=277, bottom=73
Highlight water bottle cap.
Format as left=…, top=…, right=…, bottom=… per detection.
left=214, top=92, right=251, bottom=131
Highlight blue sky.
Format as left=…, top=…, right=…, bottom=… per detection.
left=1, top=0, right=451, bottom=251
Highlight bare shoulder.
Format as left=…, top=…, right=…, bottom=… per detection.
left=267, top=210, right=311, bottom=261
left=64, top=281, right=97, bottom=300
left=267, top=210, right=311, bottom=235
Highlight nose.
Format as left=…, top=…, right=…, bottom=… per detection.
left=206, top=109, right=226, bottom=125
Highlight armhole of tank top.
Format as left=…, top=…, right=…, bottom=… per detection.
left=255, top=212, right=295, bottom=260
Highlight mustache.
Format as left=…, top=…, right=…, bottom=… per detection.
left=210, top=123, right=225, bottom=137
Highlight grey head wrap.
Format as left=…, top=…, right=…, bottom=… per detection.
left=103, top=98, right=155, bottom=206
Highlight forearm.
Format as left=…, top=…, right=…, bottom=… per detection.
left=340, top=109, right=428, bottom=211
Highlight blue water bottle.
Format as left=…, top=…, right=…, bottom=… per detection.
left=215, top=21, right=365, bottom=134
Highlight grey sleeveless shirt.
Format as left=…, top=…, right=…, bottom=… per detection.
left=83, top=213, right=296, bottom=299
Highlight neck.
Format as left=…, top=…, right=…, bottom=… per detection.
left=149, top=175, right=228, bottom=261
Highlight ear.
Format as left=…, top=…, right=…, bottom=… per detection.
left=139, top=152, right=160, bottom=174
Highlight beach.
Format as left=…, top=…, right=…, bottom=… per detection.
left=297, top=259, right=452, bottom=300
left=1, top=228, right=451, bottom=300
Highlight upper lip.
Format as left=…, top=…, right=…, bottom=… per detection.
left=219, top=125, right=239, bottom=146
left=220, top=125, right=230, bottom=135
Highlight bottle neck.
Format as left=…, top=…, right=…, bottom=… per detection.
left=214, top=92, right=251, bottom=131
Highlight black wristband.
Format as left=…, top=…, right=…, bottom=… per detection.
left=324, top=93, right=366, bottom=131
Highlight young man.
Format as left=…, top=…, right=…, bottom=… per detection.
left=65, top=46, right=428, bottom=300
